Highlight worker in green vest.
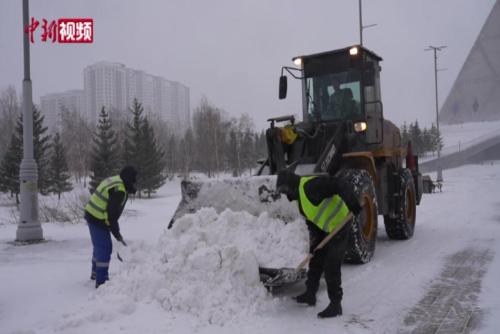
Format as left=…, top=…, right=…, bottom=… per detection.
left=84, top=166, right=137, bottom=288
left=276, top=169, right=361, bottom=318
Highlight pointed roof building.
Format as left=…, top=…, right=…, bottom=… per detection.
left=440, top=0, right=500, bottom=124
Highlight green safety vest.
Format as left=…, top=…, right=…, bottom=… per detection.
left=299, top=176, right=350, bottom=233
left=85, top=175, right=127, bottom=225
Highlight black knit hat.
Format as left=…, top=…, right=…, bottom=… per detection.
left=120, top=165, right=137, bottom=194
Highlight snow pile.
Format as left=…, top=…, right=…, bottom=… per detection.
left=171, top=176, right=301, bottom=224
left=63, top=208, right=308, bottom=327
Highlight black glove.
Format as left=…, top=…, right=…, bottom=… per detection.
left=111, top=228, right=123, bottom=242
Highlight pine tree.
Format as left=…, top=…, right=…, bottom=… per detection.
left=33, top=107, right=51, bottom=194
left=409, top=120, right=423, bottom=155
left=429, top=123, right=444, bottom=153
left=0, top=133, right=22, bottom=203
left=123, top=99, right=143, bottom=174
left=89, top=107, right=120, bottom=193
left=140, top=117, right=167, bottom=197
left=47, top=132, right=73, bottom=200
left=401, top=123, right=409, bottom=147
left=0, top=107, right=50, bottom=202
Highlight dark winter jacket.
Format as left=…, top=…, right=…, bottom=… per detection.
left=276, top=170, right=362, bottom=217
left=85, top=166, right=137, bottom=241
left=85, top=188, right=127, bottom=241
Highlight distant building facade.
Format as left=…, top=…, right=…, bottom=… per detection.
left=40, top=62, right=191, bottom=136
left=40, top=89, right=85, bottom=133
left=84, top=61, right=190, bottom=135
left=84, top=61, right=128, bottom=124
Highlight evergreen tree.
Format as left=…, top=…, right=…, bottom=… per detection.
left=123, top=99, right=168, bottom=197
left=33, top=107, right=51, bottom=194
left=123, top=99, right=144, bottom=174
left=89, top=107, right=120, bottom=193
left=47, top=132, right=73, bottom=200
left=0, top=107, right=50, bottom=202
left=0, top=133, right=22, bottom=203
left=429, top=123, right=444, bottom=153
left=140, top=117, right=167, bottom=197
left=401, top=123, right=409, bottom=147
left=409, top=120, right=423, bottom=155
left=421, top=128, right=432, bottom=154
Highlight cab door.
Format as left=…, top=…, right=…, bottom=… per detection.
left=363, top=59, right=383, bottom=144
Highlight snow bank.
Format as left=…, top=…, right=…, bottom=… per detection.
left=171, top=176, right=301, bottom=224
left=60, top=208, right=308, bottom=328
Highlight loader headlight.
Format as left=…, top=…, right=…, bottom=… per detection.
left=354, top=121, right=367, bottom=132
left=293, top=57, right=302, bottom=66
left=349, top=47, right=359, bottom=56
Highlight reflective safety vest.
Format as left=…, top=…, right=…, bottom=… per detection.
left=85, top=175, right=127, bottom=225
left=299, top=176, right=350, bottom=233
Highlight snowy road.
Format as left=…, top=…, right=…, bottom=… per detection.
left=1, top=163, right=499, bottom=334
left=402, top=247, right=493, bottom=334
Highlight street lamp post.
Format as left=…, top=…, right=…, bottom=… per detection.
left=359, top=0, right=377, bottom=46
left=16, top=0, right=43, bottom=242
left=425, top=45, right=447, bottom=183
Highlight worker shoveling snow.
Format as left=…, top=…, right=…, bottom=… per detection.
left=62, top=207, right=308, bottom=327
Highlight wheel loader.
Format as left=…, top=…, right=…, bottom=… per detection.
left=169, top=45, right=423, bottom=287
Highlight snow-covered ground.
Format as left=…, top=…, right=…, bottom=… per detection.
left=440, top=120, right=500, bottom=149
left=1, top=159, right=499, bottom=334
left=420, top=120, right=500, bottom=160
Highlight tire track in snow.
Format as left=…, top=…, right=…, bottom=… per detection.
left=399, top=247, right=494, bottom=334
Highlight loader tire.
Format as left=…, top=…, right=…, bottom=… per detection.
left=337, top=169, right=378, bottom=264
left=384, top=169, right=416, bottom=240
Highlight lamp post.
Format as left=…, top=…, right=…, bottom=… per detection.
left=16, top=0, right=43, bottom=242
left=359, top=0, right=377, bottom=46
left=425, top=45, right=447, bottom=182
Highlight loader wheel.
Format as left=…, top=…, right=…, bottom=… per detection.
left=384, top=169, right=416, bottom=240
left=337, top=169, right=378, bottom=264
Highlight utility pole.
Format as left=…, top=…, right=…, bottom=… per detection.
left=17, top=0, right=43, bottom=242
left=425, top=45, right=447, bottom=183
left=359, top=0, right=377, bottom=46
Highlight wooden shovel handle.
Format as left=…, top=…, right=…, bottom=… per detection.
left=296, top=212, right=354, bottom=271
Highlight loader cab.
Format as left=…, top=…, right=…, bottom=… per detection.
left=281, top=46, right=384, bottom=144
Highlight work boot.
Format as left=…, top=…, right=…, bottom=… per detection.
left=317, top=301, right=342, bottom=318
left=293, top=290, right=316, bottom=306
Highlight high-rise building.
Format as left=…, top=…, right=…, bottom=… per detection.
left=40, top=89, right=85, bottom=133
left=84, top=61, right=127, bottom=124
left=83, top=61, right=190, bottom=134
left=170, top=81, right=190, bottom=134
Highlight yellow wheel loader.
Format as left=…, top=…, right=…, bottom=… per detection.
left=169, top=45, right=423, bottom=287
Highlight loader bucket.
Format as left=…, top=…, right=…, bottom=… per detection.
left=168, top=175, right=300, bottom=229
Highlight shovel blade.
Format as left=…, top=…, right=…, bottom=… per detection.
left=259, top=267, right=307, bottom=287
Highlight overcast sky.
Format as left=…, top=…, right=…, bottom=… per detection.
left=0, top=0, right=496, bottom=131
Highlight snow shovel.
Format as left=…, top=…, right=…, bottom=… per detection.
left=261, top=212, right=354, bottom=288
left=116, top=239, right=128, bottom=262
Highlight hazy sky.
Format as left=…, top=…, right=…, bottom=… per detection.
left=0, top=0, right=496, bottom=131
